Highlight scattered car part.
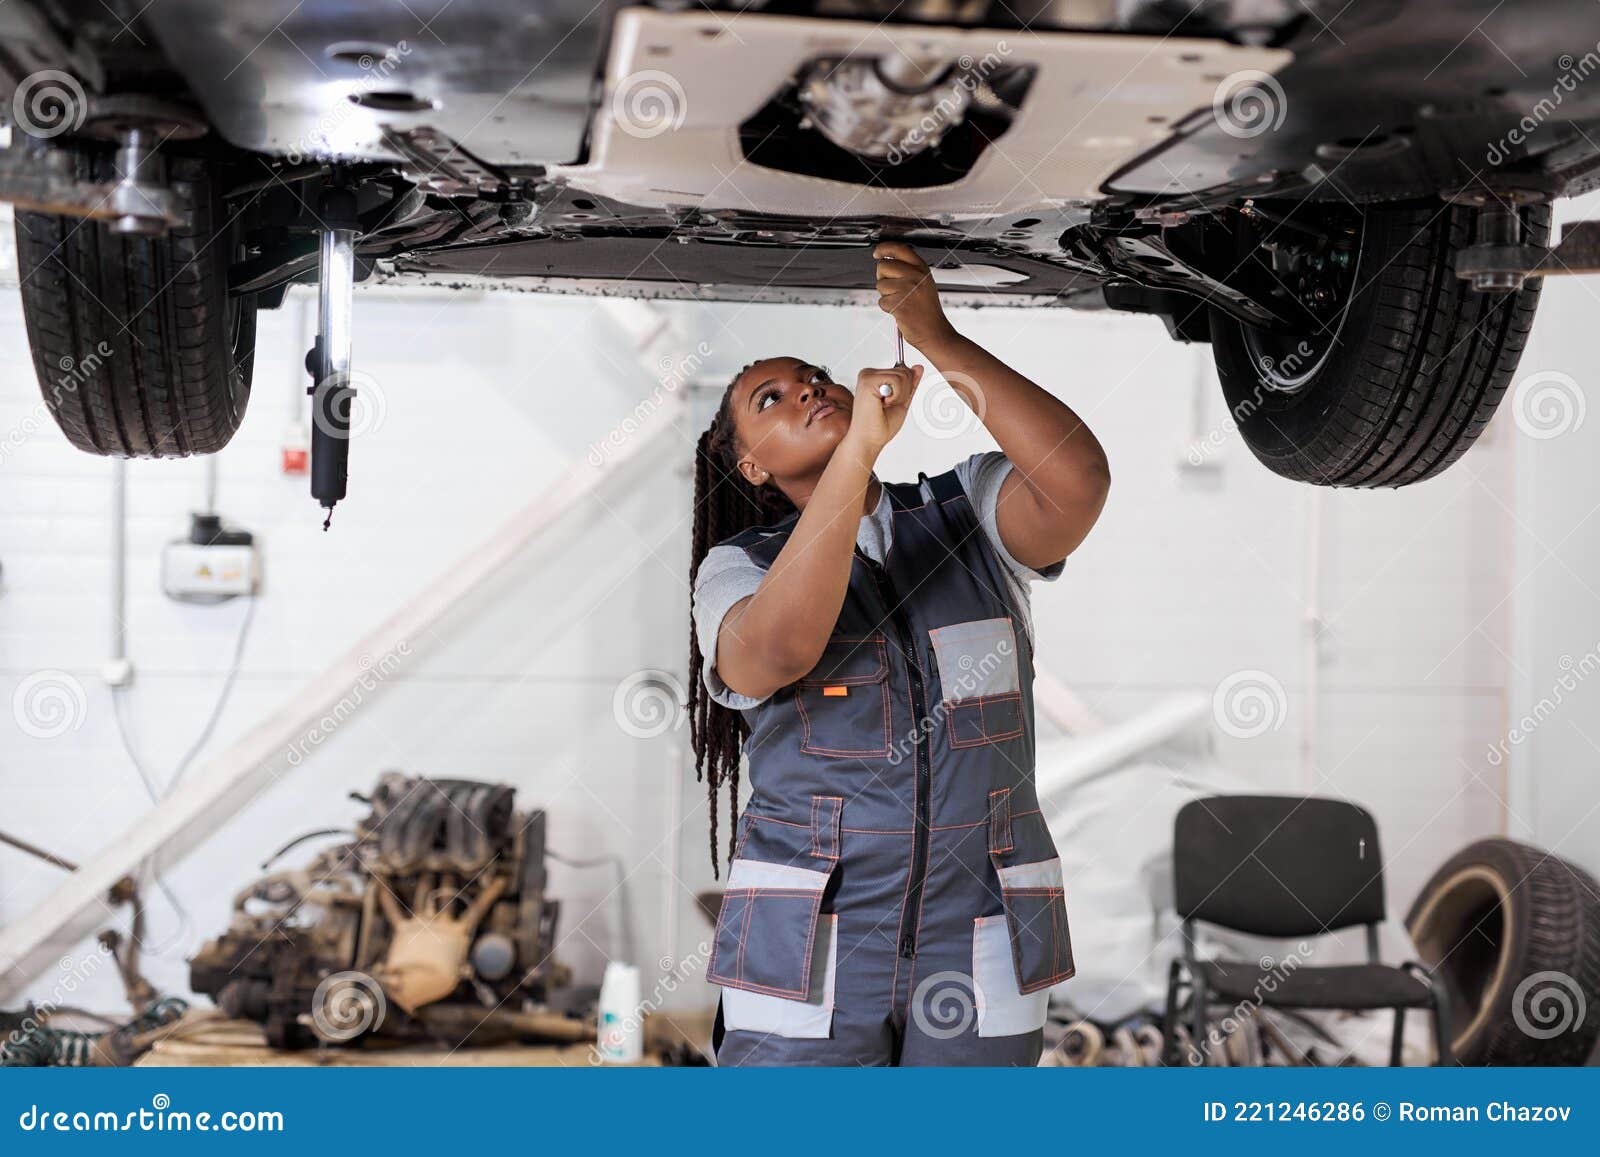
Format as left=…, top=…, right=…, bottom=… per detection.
left=189, top=771, right=571, bottom=1050
left=0, top=831, right=158, bottom=1011
left=0, top=996, right=189, bottom=1067
left=1406, top=837, right=1600, bottom=1066
left=375, top=873, right=509, bottom=1012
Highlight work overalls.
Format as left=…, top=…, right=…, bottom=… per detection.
left=707, top=466, right=1075, bottom=1066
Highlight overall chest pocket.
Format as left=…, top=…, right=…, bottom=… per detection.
left=928, top=616, right=1023, bottom=749
left=795, top=635, right=891, bottom=758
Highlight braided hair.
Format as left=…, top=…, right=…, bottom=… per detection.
left=689, top=362, right=799, bottom=878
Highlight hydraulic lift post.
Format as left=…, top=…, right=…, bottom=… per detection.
left=308, top=186, right=359, bottom=529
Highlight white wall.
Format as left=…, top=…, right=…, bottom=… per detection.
left=0, top=283, right=715, bottom=1011
left=2, top=235, right=1572, bottom=1017
left=1509, top=189, right=1600, bottom=880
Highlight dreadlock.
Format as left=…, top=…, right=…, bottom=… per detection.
left=689, top=362, right=799, bottom=878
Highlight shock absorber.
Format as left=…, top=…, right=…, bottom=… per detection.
left=307, top=185, right=360, bottom=529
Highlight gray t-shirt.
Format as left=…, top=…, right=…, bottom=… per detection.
left=693, top=450, right=1065, bottom=710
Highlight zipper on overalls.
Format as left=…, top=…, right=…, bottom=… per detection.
left=856, top=546, right=931, bottom=960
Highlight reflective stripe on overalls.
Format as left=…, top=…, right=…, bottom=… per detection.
left=708, top=466, right=1074, bottom=1066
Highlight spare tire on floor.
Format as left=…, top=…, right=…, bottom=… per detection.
left=1405, top=838, right=1600, bottom=1065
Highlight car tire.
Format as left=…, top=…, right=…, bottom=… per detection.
left=1209, top=201, right=1547, bottom=487
left=1405, top=837, right=1600, bottom=1066
left=14, top=149, right=257, bottom=457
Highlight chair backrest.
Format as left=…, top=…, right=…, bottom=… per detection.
left=1173, top=795, right=1385, bottom=937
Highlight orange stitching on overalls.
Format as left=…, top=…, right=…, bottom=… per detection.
left=811, top=795, right=842, bottom=860
left=706, top=896, right=730, bottom=980
left=796, top=681, right=892, bottom=757
left=733, top=815, right=756, bottom=860
left=949, top=692, right=1024, bottom=749
left=706, top=887, right=827, bottom=1000
left=995, top=882, right=1075, bottom=993
left=796, top=637, right=887, bottom=685
left=988, top=788, right=1014, bottom=855
left=718, top=887, right=828, bottom=898
left=736, top=897, right=753, bottom=986
left=750, top=815, right=1001, bottom=835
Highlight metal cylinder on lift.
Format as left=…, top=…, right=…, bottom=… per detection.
left=309, top=187, right=359, bottom=518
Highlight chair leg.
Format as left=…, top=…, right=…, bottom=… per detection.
left=1431, top=984, right=1454, bottom=1066
left=1161, top=959, right=1185, bottom=1066
left=1190, top=971, right=1209, bottom=1065
left=1389, top=1007, right=1405, bottom=1067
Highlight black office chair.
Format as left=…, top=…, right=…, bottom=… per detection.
left=1162, top=794, right=1452, bottom=1066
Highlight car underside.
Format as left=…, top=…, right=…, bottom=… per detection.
left=3, top=0, right=1599, bottom=503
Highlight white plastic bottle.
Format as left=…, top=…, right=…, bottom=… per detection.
left=596, top=961, right=643, bottom=1064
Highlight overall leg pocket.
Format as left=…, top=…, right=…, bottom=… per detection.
left=721, top=915, right=838, bottom=1039
left=707, top=858, right=833, bottom=998
left=928, top=617, right=1023, bottom=749
left=972, top=915, right=1050, bottom=1038
left=795, top=635, right=891, bottom=758
left=996, top=857, right=1076, bottom=993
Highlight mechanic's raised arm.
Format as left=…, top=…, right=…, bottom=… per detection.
left=874, top=241, right=1112, bottom=571
left=714, top=362, right=922, bottom=701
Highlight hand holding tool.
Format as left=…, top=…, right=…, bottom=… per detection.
left=879, top=324, right=905, bottom=396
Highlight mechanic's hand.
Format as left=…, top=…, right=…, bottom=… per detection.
left=844, top=363, right=922, bottom=456
left=873, top=241, right=956, bottom=349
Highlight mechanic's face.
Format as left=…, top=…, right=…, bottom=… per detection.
left=729, top=356, right=853, bottom=492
